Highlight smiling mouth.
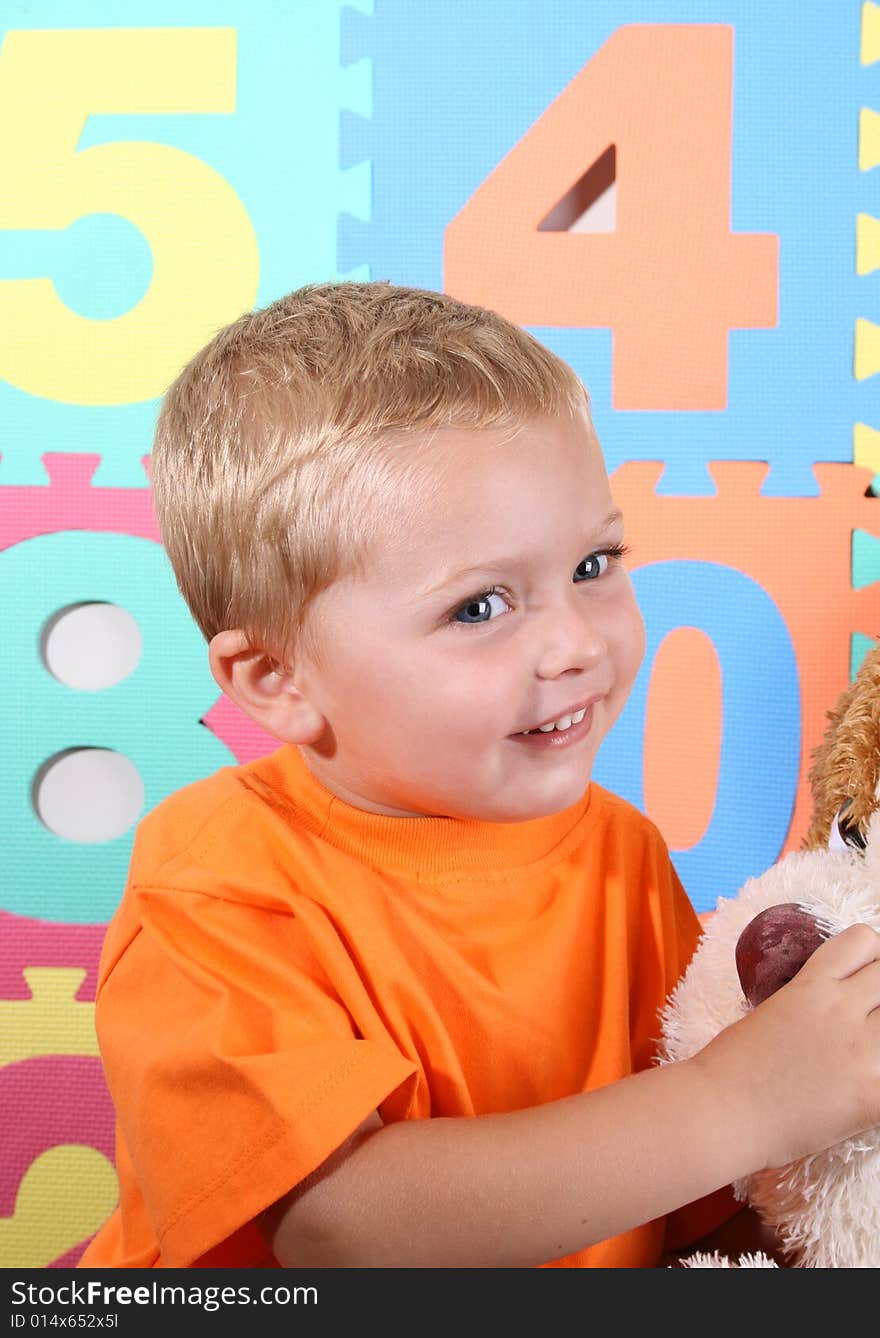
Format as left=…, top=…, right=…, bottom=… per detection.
left=514, top=698, right=597, bottom=736
left=510, top=703, right=596, bottom=746
left=518, top=706, right=588, bottom=736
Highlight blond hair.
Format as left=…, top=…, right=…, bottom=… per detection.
left=151, top=280, right=592, bottom=662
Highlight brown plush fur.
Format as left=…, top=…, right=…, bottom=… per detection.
left=804, top=641, right=880, bottom=850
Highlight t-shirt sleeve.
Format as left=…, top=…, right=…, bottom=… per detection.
left=94, top=884, right=418, bottom=1266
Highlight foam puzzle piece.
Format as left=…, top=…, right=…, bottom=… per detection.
left=0, top=915, right=116, bottom=1264
left=0, top=0, right=375, bottom=487
left=0, top=1145, right=117, bottom=1269
left=0, top=454, right=157, bottom=549
left=854, top=423, right=880, bottom=494
left=857, top=212, right=880, bottom=274
left=0, top=1054, right=117, bottom=1267
left=0, top=911, right=104, bottom=1001
left=853, top=527, right=880, bottom=588
left=351, top=0, right=860, bottom=496
left=0, top=0, right=874, bottom=1275
left=1, top=526, right=234, bottom=923
left=0, top=969, right=97, bottom=1067
left=863, top=1, right=880, bottom=65
left=855, top=317, right=880, bottom=380
left=595, top=461, right=880, bottom=910
left=860, top=107, right=880, bottom=172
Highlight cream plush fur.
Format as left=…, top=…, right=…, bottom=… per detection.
left=658, top=642, right=880, bottom=1268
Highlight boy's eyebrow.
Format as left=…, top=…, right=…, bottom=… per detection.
left=416, top=508, right=625, bottom=599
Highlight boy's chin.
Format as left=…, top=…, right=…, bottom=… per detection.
left=475, top=783, right=592, bottom=824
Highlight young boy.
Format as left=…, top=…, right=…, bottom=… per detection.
left=79, top=281, right=880, bottom=1269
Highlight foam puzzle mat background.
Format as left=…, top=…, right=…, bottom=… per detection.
left=1, top=0, right=877, bottom=1266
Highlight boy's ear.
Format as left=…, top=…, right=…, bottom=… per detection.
left=208, top=629, right=325, bottom=744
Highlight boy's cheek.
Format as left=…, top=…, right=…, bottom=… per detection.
left=618, top=601, right=647, bottom=679
left=633, top=614, right=648, bottom=673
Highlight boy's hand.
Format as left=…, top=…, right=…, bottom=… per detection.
left=690, top=923, right=880, bottom=1171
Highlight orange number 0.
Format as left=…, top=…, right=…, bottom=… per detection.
left=444, top=25, right=778, bottom=411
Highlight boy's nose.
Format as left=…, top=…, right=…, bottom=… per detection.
left=534, top=597, right=606, bottom=680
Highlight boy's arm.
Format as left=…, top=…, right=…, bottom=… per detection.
left=261, top=924, right=880, bottom=1268
left=262, top=1059, right=758, bottom=1268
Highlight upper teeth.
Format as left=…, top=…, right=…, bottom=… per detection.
left=522, top=708, right=586, bottom=735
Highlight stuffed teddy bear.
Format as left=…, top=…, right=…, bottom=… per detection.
left=658, top=641, right=880, bottom=1268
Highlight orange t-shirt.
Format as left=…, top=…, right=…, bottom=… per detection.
left=79, top=743, right=735, bottom=1269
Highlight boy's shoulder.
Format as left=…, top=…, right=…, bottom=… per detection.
left=128, top=743, right=298, bottom=893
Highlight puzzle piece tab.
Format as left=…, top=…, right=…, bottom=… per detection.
left=0, top=969, right=97, bottom=1067
left=0, top=453, right=158, bottom=551
left=0, top=910, right=104, bottom=1001
left=863, top=1, right=880, bottom=65
left=857, top=213, right=880, bottom=274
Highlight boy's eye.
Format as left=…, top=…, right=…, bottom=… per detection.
left=574, top=552, right=610, bottom=581
left=452, top=589, right=509, bottom=624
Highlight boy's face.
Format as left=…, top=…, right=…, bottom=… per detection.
left=294, top=412, right=645, bottom=821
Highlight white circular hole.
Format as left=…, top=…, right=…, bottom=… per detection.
left=34, top=749, right=145, bottom=843
left=42, top=602, right=142, bottom=690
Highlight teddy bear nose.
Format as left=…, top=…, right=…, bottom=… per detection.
left=735, top=903, right=827, bottom=1007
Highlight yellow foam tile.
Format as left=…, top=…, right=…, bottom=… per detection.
left=854, top=422, right=880, bottom=473
left=863, top=2, right=880, bottom=64
left=857, top=213, right=880, bottom=275
left=860, top=108, right=880, bottom=171
left=855, top=318, right=880, bottom=379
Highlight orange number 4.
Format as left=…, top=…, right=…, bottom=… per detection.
left=445, top=25, right=778, bottom=411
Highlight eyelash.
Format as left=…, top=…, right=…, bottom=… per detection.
left=449, top=544, right=632, bottom=626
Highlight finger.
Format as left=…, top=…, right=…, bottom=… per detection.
left=846, top=958, right=880, bottom=1015
left=800, top=922, right=880, bottom=981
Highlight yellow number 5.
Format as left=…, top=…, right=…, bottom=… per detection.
left=0, top=28, right=259, bottom=405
